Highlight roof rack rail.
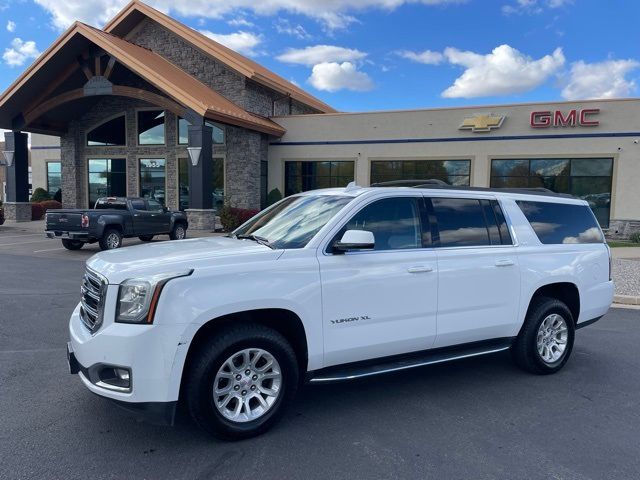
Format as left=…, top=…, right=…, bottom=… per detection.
left=370, top=179, right=576, bottom=199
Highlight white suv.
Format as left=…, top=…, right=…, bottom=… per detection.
left=67, top=184, right=614, bottom=439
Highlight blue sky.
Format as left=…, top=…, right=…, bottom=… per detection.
left=1, top=0, right=639, bottom=112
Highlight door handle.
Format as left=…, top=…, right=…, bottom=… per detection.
left=407, top=266, right=434, bottom=274
left=495, top=259, right=515, bottom=267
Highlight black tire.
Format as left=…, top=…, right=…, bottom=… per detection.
left=170, top=222, right=187, bottom=240
left=61, top=239, right=84, bottom=250
left=184, top=324, right=299, bottom=440
left=99, top=228, right=123, bottom=251
left=138, top=235, right=154, bottom=242
left=512, top=296, right=575, bottom=375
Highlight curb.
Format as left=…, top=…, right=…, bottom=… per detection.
left=613, top=294, right=640, bottom=306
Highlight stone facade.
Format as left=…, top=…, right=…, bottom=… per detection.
left=3, top=202, right=31, bottom=222
left=606, top=220, right=640, bottom=240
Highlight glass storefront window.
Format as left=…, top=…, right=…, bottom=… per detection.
left=87, top=115, right=126, bottom=146
left=138, top=110, right=165, bottom=145
left=178, top=117, right=225, bottom=145
left=284, top=161, right=354, bottom=196
left=178, top=157, right=225, bottom=212
left=370, top=159, right=471, bottom=186
left=46, top=162, right=61, bottom=197
left=490, top=158, right=613, bottom=227
left=88, top=158, right=126, bottom=207
left=139, top=158, right=166, bottom=205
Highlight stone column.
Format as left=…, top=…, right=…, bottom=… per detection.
left=185, top=121, right=215, bottom=230
left=3, top=131, right=31, bottom=222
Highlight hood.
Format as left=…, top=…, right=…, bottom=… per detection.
left=87, top=236, right=281, bottom=284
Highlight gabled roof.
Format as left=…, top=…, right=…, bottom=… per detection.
left=104, top=0, right=336, bottom=113
left=0, top=22, right=285, bottom=135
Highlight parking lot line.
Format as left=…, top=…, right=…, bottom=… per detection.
left=33, top=247, right=66, bottom=253
left=0, top=239, right=51, bottom=247
left=0, top=233, right=45, bottom=239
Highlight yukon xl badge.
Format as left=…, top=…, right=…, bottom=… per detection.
left=331, top=315, right=371, bottom=325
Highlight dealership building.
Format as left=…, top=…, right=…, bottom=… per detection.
left=0, top=1, right=638, bottom=236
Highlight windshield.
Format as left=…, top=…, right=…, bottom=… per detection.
left=233, top=195, right=353, bottom=249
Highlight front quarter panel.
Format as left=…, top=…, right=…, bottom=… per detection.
left=154, top=248, right=322, bottom=400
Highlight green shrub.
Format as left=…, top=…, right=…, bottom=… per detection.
left=30, top=187, right=51, bottom=203
left=40, top=200, right=62, bottom=212
left=630, top=231, right=640, bottom=244
left=31, top=203, right=45, bottom=220
left=266, top=188, right=282, bottom=206
left=219, top=205, right=259, bottom=232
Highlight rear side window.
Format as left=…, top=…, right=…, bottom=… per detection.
left=516, top=200, right=604, bottom=244
left=431, top=198, right=512, bottom=247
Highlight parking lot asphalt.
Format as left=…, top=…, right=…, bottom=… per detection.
left=1, top=227, right=640, bottom=480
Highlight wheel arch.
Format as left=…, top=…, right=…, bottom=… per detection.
left=178, top=308, right=309, bottom=396
left=526, top=282, right=580, bottom=324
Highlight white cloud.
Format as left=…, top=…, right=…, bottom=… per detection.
left=198, top=30, right=263, bottom=56
left=397, top=49, right=443, bottom=65
left=228, top=17, right=254, bottom=27
left=274, top=18, right=311, bottom=39
left=502, top=0, right=572, bottom=15
left=441, top=44, right=565, bottom=98
left=6, top=20, right=15, bottom=32
left=33, top=0, right=462, bottom=31
left=277, top=44, right=366, bottom=66
left=308, top=61, right=373, bottom=92
left=2, top=38, right=41, bottom=67
left=561, top=59, right=640, bottom=100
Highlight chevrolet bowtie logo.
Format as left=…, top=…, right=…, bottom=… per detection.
left=459, top=114, right=505, bottom=133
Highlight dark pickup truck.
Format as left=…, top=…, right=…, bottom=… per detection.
left=45, top=197, right=188, bottom=250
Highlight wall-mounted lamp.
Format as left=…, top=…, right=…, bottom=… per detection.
left=2, top=150, right=14, bottom=167
left=187, top=146, right=202, bottom=167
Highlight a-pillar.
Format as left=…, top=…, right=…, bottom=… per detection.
left=185, top=120, right=215, bottom=230
left=3, top=131, right=31, bottom=222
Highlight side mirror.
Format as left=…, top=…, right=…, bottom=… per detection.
left=163, top=206, right=169, bottom=213
left=333, top=230, right=375, bottom=253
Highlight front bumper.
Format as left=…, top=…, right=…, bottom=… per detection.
left=68, top=302, right=189, bottom=406
left=46, top=230, right=90, bottom=241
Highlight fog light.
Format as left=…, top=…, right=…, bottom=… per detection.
left=96, top=366, right=131, bottom=392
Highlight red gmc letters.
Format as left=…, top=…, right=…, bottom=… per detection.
left=530, top=109, right=600, bottom=128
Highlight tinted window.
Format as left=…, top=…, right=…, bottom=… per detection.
left=130, top=199, right=146, bottom=211
left=517, top=200, right=604, bottom=244
left=87, top=116, right=126, bottom=146
left=338, top=197, right=423, bottom=251
left=138, top=110, right=165, bottom=145
left=95, top=200, right=127, bottom=210
left=492, top=201, right=513, bottom=245
left=432, top=198, right=492, bottom=247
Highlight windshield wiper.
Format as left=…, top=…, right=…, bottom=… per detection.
left=236, top=234, right=275, bottom=249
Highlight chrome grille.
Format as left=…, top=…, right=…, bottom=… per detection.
left=80, top=268, right=106, bottom=333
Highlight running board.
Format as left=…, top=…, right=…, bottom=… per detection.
left=307, top=338, right=513, bottom=384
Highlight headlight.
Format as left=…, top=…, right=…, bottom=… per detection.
left=116, top=271, right=192, bottom=324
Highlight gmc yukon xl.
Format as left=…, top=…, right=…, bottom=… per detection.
left=66, top=184, right=614, bottom=439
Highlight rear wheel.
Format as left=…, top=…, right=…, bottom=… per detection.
left=170, top=223, right=186, bottom=240
left=138, top=235, right=154, bottom=242
left=61, top=239, right=83, bottom=250
left=99, top=228, right=122, bottom=251
left=184, top=324, right=298, bottom=440
left=512, top=296, right=575, bottom=375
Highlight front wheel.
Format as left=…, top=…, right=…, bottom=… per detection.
left=61, top=239, right=83, bottom=250
left=184, top=324, right=299, bottom=440
left=169, top=223, right=186, bottom=240
left=99, top=228, right=123, bottom=251
left=512, top=296, right=575, bottom=375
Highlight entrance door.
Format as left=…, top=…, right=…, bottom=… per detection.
left=318, top=196, right=438, bottom=367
